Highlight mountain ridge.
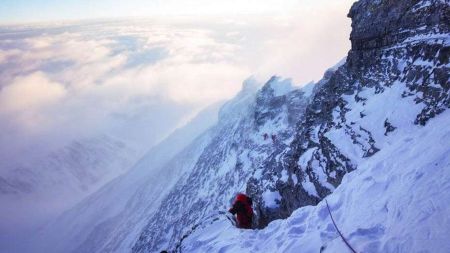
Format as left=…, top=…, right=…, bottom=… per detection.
left=133, top=0, right=449, bottom=251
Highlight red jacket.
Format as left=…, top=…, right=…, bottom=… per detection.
left=229, top=194, right=253, bottom=229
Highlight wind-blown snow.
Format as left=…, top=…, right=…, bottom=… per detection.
left=269, top=77, right=294, bottom=97
left=181, top=110, right=450, bottom=253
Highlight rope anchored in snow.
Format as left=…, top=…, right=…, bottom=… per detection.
left=325, top=199, right=358, bottom=253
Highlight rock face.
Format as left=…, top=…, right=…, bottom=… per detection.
left=132, top=0, right=449, bottom=252
left=347, top=0, right=449, bottom=125
left=348, top=0, right=448, bottom=50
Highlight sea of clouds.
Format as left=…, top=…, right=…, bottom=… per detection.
left=0, top=2, right=352, bottom=170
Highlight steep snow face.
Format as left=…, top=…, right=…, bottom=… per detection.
left=132, top=77, right=312, bottom=252
left=245, top=0, right=449, bottom=227
left=0, top=135, right=140, bottom=246
left=180, top=109, right=450, bottom=253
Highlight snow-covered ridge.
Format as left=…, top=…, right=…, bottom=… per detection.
left=181, top=109, right=450, bottom=253
left=138, top=0, right=449, bottom=251
left=174, top=0, right=450, bottom=251
left=131, top=77, right=312, bottom=252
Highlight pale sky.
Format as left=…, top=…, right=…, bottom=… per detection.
left=0, top=0, right=352, bottom=24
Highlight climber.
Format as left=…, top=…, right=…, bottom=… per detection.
left=271, top=134, right=276, bottom=142
left=263, top=133, right=269, bottom=140
left=228, top=193, right=253, bottom=229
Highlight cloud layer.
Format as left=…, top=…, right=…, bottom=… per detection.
left=0, top=2, right=354, bottom=165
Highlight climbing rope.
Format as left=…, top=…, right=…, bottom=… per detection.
left=325, top=199, right=358, bottom=253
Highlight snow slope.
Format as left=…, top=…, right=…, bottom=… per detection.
left=181, top=109, right=450, bottom=253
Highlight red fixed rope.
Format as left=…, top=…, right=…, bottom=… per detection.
left=325, top=199, right=358, bottom=253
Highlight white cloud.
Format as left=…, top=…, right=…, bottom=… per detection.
left=139, top=62, right=249, bottom=104
left=0, top=49, right=21, bottom=64
left=0, top=72, right=67, bottom=159
left=0, top=4, right=354, bottom=163
left=0, top=71, right=66, bottom=116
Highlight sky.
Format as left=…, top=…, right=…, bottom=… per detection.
left=3, top=0, right=328, bottom=23
left=0, top=0, right=355, bottom=167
